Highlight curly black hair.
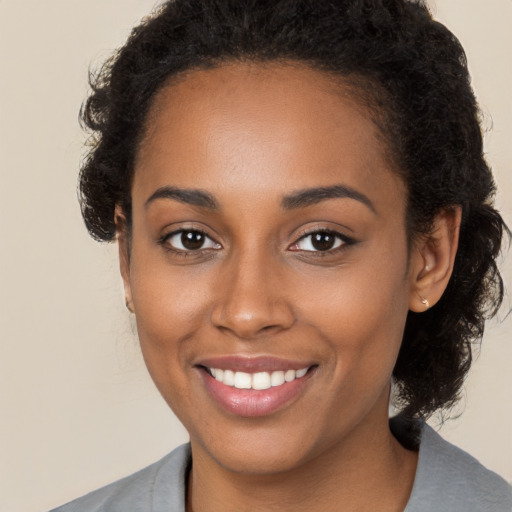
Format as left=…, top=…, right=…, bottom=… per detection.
left=79, top=0, right=507, bottom=420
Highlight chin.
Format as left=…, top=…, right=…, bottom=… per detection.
left=186, top=410, right=355, bottom=477
left=198, top=436, right=317, bottom=476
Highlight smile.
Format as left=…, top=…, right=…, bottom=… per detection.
left=205, top=367, right=309, bottom=390
left=197, top=358, right=315, bottom=417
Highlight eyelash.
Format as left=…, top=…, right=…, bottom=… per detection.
left=289, top=229, right=356, bottom=256
left=158, top=227, right=355, bottom=258
left=158, top=228, right=221, bottom=257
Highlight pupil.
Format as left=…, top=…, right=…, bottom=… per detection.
left=181, top=231, right=204, bottom=250
left=312, top=232, right=335, bottom=251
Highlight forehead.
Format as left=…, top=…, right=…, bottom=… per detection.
left=133, top=61, right=404, bottom=211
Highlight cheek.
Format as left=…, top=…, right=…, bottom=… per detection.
left=301, top=246, right=409, bottom=330
left=131, top=246, right=210, bottom=323
left=128, top=249, right=214, bottom=377
left=297, top=244, right=410, bottom=377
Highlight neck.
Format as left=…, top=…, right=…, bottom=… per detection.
left=186, top=415, right=418, bottom=512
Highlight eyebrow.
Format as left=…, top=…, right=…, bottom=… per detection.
left=144, top=184, right=375, bottom=213
left=145, top=186, right=219, bottom=210
left=281, top=184, right=376, bottom=213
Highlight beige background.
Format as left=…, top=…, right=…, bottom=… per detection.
left=0, top=1, right=510, bottom=511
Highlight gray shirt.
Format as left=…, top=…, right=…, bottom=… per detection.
left=50, top=424, right=512, bottom=511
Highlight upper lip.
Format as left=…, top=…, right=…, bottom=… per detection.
left=195, top=355, right=315, bottom=373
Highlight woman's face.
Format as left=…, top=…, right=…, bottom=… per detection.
left=122, top=62, right=418, bottom=474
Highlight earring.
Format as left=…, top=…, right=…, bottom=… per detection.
left=420, top=297, right=430, bottom=310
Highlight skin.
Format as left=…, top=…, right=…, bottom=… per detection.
left=118, top=62, right=460, bottom=512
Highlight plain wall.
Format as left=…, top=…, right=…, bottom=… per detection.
left=0, top=1, right=510, bottom=511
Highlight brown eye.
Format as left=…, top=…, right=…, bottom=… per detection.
left=311, top=232, right=337, bottom=251
left=292, top=231, right=344, bottom=252
left=181, top=231, right=206, bottom=250
left=165, top=230, right=220, bottom=252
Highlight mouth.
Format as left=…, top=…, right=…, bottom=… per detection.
left=203, top=366, right=310, bottom=390
left=196, top=357, right=316, bottom=417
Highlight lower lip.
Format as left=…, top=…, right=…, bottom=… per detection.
left=200, top=370, right=312, bottom=417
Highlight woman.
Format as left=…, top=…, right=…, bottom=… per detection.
left=52, top=0, right=511, bottom=510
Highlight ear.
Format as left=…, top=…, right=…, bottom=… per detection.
left=408, top=207, right=462, bottom=312
left=115, top=205, right=134, bottom=313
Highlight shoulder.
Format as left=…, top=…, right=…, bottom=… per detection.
left=406, top=424, right=512, bottom=512
left=49, top=444, right=190, bottom=512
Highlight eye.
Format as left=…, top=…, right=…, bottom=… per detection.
left=289, top=230, right=346, bottom=252
left=163, top=229, right=221, bottom=252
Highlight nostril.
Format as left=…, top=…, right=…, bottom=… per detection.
left=210, top=290, right=295, bottom=338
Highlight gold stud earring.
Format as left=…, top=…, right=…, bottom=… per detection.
left=420, top=297, right=430, bottom=310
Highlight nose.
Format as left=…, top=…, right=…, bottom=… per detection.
left=211, top=251, right=295, bottom=339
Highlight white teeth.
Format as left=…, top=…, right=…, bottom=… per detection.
left=252, top=372, right=272, bottom=390
left=207, top=366, right=309, bottom=389
left=213, top=368, right=224, bottom=381
left=284, top=369, right=296, bottom=382
left=223, top=369, right=235, bottom=386
left=295, top=368, right=308, bottom=378
left=234, top=371, right=252, bottom=389
left=270, top=370, right=285, bottom=387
